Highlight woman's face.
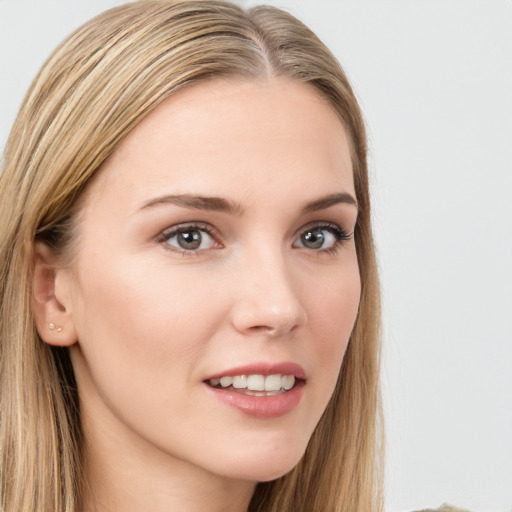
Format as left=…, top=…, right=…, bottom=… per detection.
left=60, top=78, right=360, bottom=484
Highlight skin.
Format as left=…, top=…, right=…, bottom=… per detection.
left=35, top=77, right=361, bottom=512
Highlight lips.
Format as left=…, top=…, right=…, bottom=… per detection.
left=204, top=362, right=306, bottom=418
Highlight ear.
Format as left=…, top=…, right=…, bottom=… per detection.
left=32, top=241, right=78, bottom=346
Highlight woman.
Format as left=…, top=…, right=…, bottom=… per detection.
left=0, top=1, right=382, bottom=511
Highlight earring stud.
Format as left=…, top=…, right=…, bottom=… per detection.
left=49, top=323, right=62, bottom=332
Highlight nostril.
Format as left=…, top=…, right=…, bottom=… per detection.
left=247, top=323, right=299, bottom=337
left=248, top=324, right=286, bottom=336
left=249, top=325, right=272, bottom=333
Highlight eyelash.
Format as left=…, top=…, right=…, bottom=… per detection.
left=296, top=222, right=353, bottom=256
left=157, top=222, right=221, bottom=256
left=156, top=221, right=353, bottom=256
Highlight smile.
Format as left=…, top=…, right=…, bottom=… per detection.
left=208, top=374, right=296, bottom=395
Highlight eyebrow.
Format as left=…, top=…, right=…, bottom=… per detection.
left=139, top=191, right=358, bottom=215
left=301, top=192, right=358, bottom=213
left=140, top=194, right=245, bottom=215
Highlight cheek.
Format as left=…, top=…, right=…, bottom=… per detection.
left=68, top=255, right=228, bottom=434
left=76, top=248, right=210, bottom=321
left=300, top=258, right=361, bottom=399
left=70, top=253, right=261, bottom=427
left=309, top=259, right=360, bottom=339
left=69, top=254, right=222, bottom=382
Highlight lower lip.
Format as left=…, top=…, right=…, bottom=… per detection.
left=205, top=381, right=305, bottom=419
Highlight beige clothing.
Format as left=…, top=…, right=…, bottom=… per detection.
left=415, top=505, right=471, bottom=512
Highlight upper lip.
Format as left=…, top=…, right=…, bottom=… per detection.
left=205, top=362, right=306, bottom=381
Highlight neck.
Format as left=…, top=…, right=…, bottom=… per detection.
left=81, top=437, right=255, bottom=512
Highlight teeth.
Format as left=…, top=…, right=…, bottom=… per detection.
left=211, top=374, right=296, bottom=392
left=219, top=376, right=233, bottom=387
left=282, top=375, right=295, bottom=390
left=247, top=374, right=265, bottom=391
left=265, top=374, right=282, bottom=391
left=232, top=375, right=247, bottom=388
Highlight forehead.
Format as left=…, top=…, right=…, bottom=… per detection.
left=82, top=77, right=354, bottom=214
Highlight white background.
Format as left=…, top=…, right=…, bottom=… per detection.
left=1, top=1, right=511, bottom=511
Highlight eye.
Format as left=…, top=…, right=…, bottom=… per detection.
left=293, top=223, right=351, bottom=252
left=158, top=223, right=220, bottom=253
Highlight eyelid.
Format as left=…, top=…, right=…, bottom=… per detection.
left=154, top=220, right=353, bottom=256
left=293, top=221, right=353, bottom=253
left=296, top=221, right=353, bottom=240
left=156, top=221, right=223, bottom=254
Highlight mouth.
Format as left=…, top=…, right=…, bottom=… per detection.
left=206, top=374, right=297, bottom=396
left=203, top=363, right=306, bottom=418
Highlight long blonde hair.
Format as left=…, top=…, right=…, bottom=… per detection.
left=0, top=1, right=382, bottom=510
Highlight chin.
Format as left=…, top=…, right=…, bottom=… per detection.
left=215, top=439, right=308, bottom=483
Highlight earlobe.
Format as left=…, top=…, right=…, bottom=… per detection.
left=32, top=241, right=77, bottom=347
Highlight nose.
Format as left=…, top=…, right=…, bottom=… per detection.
left=230, top=250, right=307, bottom=337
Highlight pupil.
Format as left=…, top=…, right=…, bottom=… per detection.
left=302, top=229, right=324, bottom=249
left=178, top=230, right=202, bottom=250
